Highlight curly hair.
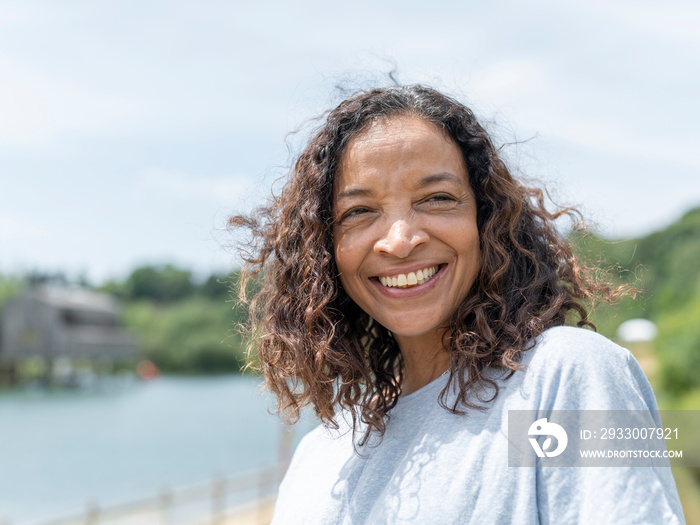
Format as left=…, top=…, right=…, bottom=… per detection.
left=229, top=84, right=619, bottom=444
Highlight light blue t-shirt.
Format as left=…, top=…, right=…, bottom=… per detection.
left=272, top=326, right=685, bottom=524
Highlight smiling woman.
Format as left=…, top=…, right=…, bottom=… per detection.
left=333, top=116, right=481, bottom=395
left=229, top=85, right=684, bottom=524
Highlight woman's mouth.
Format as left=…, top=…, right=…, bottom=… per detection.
left=377, top=265, right=440, bottom=289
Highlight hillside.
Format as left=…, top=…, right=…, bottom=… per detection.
left=572, top=206, right=700, bottom=396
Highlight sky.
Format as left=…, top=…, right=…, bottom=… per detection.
left=1, top=0, right=698, bottom=284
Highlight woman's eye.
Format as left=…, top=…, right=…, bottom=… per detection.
left=425, top=193, right=457, bottom=203
left=341, top=207, right=371, bottom=220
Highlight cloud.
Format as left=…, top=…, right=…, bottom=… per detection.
left=469, top=60, right=548, bottom=101
left=0, top=215, right=45, bottom=241
left=552, top=117, right=700, bottom=172
left=0, top=51, right=145, bottom=147
left=133, top=167, right=258, bottom=205
left=579, top=0, right=700, bottom=45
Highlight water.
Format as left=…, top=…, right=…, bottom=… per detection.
left=0, top=375, right=317, bottom=525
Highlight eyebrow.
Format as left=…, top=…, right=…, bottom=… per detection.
left=336, top=187, right=373, bottom=199
left=336, top=172, right=465, bottom=200
left=416, top=172, right=465, bottom=188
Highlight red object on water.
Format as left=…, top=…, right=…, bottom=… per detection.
left=137, top=360, right=160, bottom=380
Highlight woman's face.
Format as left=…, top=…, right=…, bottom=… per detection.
left=332, top=116, right=481, bottom=343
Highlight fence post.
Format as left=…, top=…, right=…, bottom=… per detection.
left=211, top=475, right=226, bottom=525
left=256, top=468, right=271, bottom=525
left=160, top=485, right=172, bottom=525
left=85, top=500, right=99, bottom=525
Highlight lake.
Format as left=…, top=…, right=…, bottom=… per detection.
left=0, top=375, right=317, bottom=525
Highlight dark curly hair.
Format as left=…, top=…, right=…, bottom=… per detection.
left=229, top=84, right=619, bottom=444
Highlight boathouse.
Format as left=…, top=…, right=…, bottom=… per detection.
left=0, top=286, right=136, bottom=363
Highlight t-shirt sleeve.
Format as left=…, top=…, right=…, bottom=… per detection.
left=522, top=327, right=686, bottom=524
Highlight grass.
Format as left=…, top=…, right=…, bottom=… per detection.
left=621, top=339, right=700, bottom=522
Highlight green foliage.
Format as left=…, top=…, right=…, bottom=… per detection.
left=571, top=207, right=700, bottom=330
left=201, top=274, right=234, bottom=300
left=631, top=208, right=700, bottom=316
left=121, top=297, right=245, bottom=374
left=101, top=266, right=240, bottom=302
left=569, top=231, right=643, bottom=339
left=570, top=208, right=700, bottom=401
left=627, top=209, right=700, bottom=397
left=103, top=268, right=251, bottom=375
left=672, top=386, right=700, bottom=411
left=655, top=286, right=700, bottom=395
left=587, top=296, right=648, bottom=341
left=99, top=278, right=125, bottom=298
left=123, top=265, right=195, bottom=302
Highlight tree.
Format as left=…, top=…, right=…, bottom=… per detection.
left=124, top=265, right=194, bottom=302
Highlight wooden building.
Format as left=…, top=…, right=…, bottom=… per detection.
left=0, top=286, right=136, bottom=365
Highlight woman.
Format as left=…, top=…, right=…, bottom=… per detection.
left=231, top=85, right=684, bottom=523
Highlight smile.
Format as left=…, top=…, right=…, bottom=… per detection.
left=377, top=265, right=439, bottom=288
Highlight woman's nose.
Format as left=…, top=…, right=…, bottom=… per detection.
left=374, top=219, right=429, bottom=258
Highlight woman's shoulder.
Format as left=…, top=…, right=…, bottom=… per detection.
left=514, top=325, right=657, bottom=411
left=292, top=411, right=357, bottom=455
left=526, top=325, right=630, bottom=362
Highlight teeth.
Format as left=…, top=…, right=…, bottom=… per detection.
left=378, top=265, right=439, bottom=289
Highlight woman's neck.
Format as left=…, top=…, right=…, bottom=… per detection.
left=395, top=330, right=450, bottom=396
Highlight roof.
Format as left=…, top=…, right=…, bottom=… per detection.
left=27, top=286, right=119, bottom=314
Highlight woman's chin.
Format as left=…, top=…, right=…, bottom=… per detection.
left=381, top=320, right=447, bottom=343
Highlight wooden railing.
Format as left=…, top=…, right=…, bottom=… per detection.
left=35, top=465, right=286, bottom=525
